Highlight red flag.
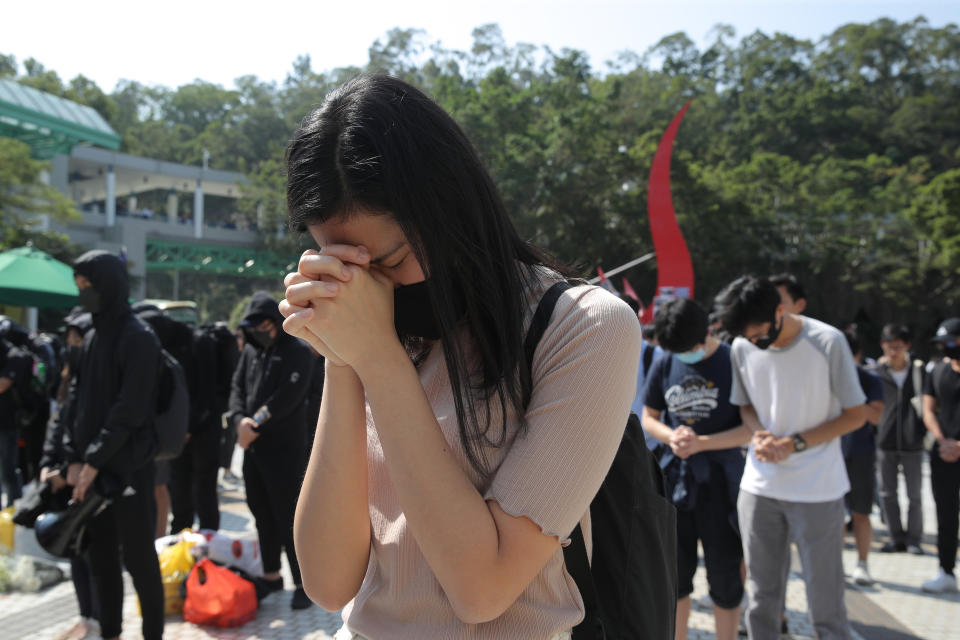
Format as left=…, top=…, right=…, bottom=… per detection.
left=597, top=266, right=618, bottom=293
left=621, top=278, right=639, bottom=301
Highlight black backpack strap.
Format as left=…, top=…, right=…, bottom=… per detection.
left=521, top=280, right=605, bottom=639
left=565, top=525, right=605, bottom=639
left=642, top=342, right=655, bottom=377
left=521, top=281, right=573, bottom=408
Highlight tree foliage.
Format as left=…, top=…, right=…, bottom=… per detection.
left=2, top=16, right=959, bottom=344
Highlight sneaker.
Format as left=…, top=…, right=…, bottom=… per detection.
left=262, top=576, right=284, bottom=596
left=922, top=569, right=958, bottom=593
left=907, top=544, right=925, bottom=556
left=880, top=541, right=906, bottom=553
left=291, top=586, right=312, bottom=610
left=852, top=563, right=874, bottom=586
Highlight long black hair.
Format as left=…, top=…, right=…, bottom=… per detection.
left=286, top=74, right=568, bottom=478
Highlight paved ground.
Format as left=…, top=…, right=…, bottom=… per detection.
left=2, top=453, right=958, bottom=639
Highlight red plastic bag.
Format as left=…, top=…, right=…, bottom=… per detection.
left=183, top=558, right=258, bottom=627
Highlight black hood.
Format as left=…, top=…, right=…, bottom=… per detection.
left=0, top=315, right=30, bottom=349
left=73, top=251, right=130, bottom=324
left=240, top=291, right=285, bottom=327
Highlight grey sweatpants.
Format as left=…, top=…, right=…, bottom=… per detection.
left=738, top=491, right=852, bottom=640
left=877, top=449, right=924, bottom=546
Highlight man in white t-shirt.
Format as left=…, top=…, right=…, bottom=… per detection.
left=714, top=276, right=867, bottom=640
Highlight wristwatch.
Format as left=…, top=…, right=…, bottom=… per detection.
left=792, top=433, right=808, bottom=453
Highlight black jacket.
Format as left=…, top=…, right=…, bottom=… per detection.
left=63, top=251, right=160, bottom=487
left=228, top=292, right=313, bottom=454
left=41, top=312, right=93, bottom=470
left=0, top=341, right=32, bottom=431
left=192, top=324, right=239, bottom=432
left=870, top=359, right=927, bottom=452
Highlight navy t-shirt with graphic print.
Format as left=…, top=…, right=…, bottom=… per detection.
left=643, top=341, right=740, bottom=435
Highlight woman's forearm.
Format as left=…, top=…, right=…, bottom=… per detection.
left=294, top=361, right=371, bottom=610
left=355, top=346, right=553, bottom=623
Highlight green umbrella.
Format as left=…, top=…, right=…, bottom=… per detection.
left=0, top=246, right=79, bottom=308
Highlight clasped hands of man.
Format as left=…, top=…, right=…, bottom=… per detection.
left=751, top=430, right=796, bottom=463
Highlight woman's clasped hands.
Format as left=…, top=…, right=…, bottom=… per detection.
left=279, top=245, right=399, bottom=373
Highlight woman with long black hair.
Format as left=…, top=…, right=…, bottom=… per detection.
left=280, top=75, right=641, bottom=639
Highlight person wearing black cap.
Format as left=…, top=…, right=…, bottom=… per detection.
left=922, top=317, right=960, bottom=594
left=64, top=250, right=164, bottom=640
left=39, top=309, right=101, bottom=640
left=227, top=291, right=314, bottom=609
left=0, top=334, right=31, bottom=508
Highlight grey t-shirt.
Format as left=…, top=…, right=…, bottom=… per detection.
left=730, top=316, right=866, bottom=502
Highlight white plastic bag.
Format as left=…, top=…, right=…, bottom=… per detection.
left=202, top=530, right=263, bottom=577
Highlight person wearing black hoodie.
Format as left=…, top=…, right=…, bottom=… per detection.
left=136, top=308, right=196, bottom=538
left=227, top=291, right=314, bottom=610
left=64, top=250, right=164, bottom=640
left=40, top=309, right=101, bottom=640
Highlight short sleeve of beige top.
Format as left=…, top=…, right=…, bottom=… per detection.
left=341, top=273, right=643, bottom=639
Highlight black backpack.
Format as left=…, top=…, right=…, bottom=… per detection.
left=155, top=349, right=189, bottom=460
left=523, top=282, right=678, bottom=640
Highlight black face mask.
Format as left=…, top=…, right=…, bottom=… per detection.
left=77, top=288, right=101, bottom=314
left=943, top=345, right=960, bottom=360
left=246, top=328, right=275, bottom=350
left=394, top=280, right=442, bottom=340
left=753, top=314, right=783, bottom=350
left=65, top=345, right=83, bottom=372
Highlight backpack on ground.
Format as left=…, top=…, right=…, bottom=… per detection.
left=522, top=282, right=678, bottom=640
left=155, top=349, right=189, bottom=460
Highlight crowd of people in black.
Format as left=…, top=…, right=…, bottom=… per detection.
left=0, top=251, right=324, bottom=640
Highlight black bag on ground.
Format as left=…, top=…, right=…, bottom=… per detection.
left=522, top=281, right=678, bottom=640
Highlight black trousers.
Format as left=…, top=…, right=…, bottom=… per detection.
left=931, top=452, right=960, bottom=574
left=70, top=554, right=99, bottom=619
left=85, top=463, right=164, bottom=640
left=170, top=426, right=221, bottom=532
left=243, top=442, right=304, bottom=586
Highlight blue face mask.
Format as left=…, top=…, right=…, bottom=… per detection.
left=676, top=347, right=706, bottom=364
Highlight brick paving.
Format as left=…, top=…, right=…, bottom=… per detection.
left=2, top=455, right=958, bottom=639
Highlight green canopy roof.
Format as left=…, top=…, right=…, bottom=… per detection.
left=0, top=79, right=121, bottom=158
left=0, top=246, right=79, bottom=308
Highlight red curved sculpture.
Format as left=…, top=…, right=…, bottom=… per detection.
left=647, top=100, right=694, bottom=303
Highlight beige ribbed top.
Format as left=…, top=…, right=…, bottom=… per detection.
left=341, top=274, right=643, bottom=639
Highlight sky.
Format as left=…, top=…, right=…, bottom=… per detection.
left=2, top=0, right=957, bottom=92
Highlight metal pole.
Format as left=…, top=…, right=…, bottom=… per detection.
left=587, top=252, right=656, bottom=284
left=194, top=180, right=204, bottom=239
left=173, top=270, right=180, bottom=300
left=105, top=165, right=116, bottom=226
